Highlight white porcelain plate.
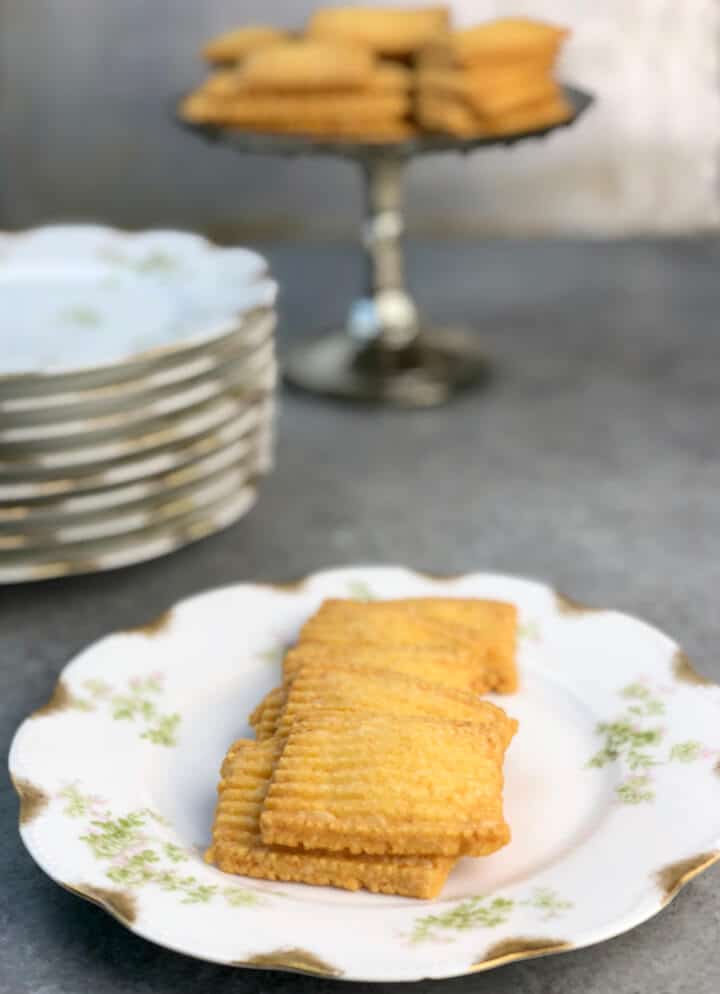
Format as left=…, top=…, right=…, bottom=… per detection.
left=0, top=225, right=275, bottom=382
left=0, top=484, right=259, bottom=584
left=9, top=567, right=720, bottom=981
left=0, top=398, right=273, bottom=503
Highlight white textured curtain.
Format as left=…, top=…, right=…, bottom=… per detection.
left=407, top=0, right=720, bottom=233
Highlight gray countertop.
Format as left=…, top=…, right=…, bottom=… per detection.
left=2, top=238, right=719, bottom=994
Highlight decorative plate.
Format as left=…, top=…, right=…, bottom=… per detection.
left=0, top=310, right=274, bottom=426
left=0, top=377, right=274, bottom=478
left=0, top=452, right=260, bottom=549
left=0, top=484, right=258, bottom=583
left=0, top=226, right=276, bottom=391
left=0, top=344, right=274, bottom=455
left=9, top=567, right=720, bottom=980
left=0, top=431, right=257, bottom=531
left=0, top=399, right=272, bottom=503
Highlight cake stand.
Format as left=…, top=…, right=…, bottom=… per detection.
left=179, top=85, right=592, bottom=407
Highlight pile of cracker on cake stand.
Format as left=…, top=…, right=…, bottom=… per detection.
left=179, top=10, right=593, bottom=407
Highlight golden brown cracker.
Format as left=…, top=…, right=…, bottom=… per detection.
left=284, top=640, right=484, bottom=691
left=416, top=92, right=484, bottom=137
left=203, top=25, right=289, bottom=65
left=257, top=663, right=517, bottom=744
left=180, top=91, right=408, bottom=124
left=418, top=65, right=561, bottom=118
left=486, top=92, right=573, bottom=135
left=239, top=39, right=375, bottom=92
left=298, top=598, right=455, bottom=646
left=308, top=6, right=450, bottom=56
left=416, top=66, right=469, bottom=98
left=398, top=598, right=518, bottom=693
left=248, top=686, right=286, bottom=731
left=251, top=685, right=287, bottom=740
left=298, top=598, right=518, bottom=693
left=370, top=61, right=414, bottom=93
left=453, top=18, right=569, bottom=67
left=198, top=59, right=410, bottom=101
left=468, top=75, right=560, bottom=118
left=220, top=737, right=255, bottom=779
left=208, top=737, right=454, bottom=898
left=199, top=70, right=244, bottom=99
left=460, top=52, right=561, bottom=82
left=179, top=92, right=218, bottom=124
left=417, top=88, right=571, bottom=139
left=260, top=711, right=512, bottom=857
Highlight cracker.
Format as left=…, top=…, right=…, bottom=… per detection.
left=452, top=18, right=568, bottom=67
left=198, top=59, right=411, bottom=101
left=418, top=65, right=561, bottom=118
left=252, top=691, right=286, bottom=741
left=297, top=598, right=518, bottom=692
left=203, top=25, right=289, bottom=65
left=299, top=598, right=455, bottom=645
left=200, top=70, right=245, bottom=99
left=239, top=39, right=375, bottom=92
left=486, top=92, right=573, bottom=135
left=180, top=91, right=408, bottom=125
left=416, top=94, right=483, bottom=137
left=308, top=6, right=450, bottom=56
left=260, top=711, right=512, bottom=856
left=220, top=737, right=255, bottom=778
left=417, top=89, right=572, bottom=139
left=248, top=686, right=286, bottom=731
left=208, top=737, right=455, bottom=898
left=284, top=640, right=484, bottom=691
left=253, top=664, right=517, bottom=744
left=371, top=61, right=414, bottom=93
left=399, top=598, right=518, bottom=693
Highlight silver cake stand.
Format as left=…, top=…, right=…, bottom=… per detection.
left=180, top=85, right=592, bottom=407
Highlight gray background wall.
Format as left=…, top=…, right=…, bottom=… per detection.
left=1, top=1, right=718, bottom=237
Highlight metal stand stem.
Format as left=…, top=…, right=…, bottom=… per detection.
left=284, top=153, right=491, bottom=407
left=349, top=155, right=419, bottom=350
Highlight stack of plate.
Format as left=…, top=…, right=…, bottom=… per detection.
left=0, top=225, right=277, bottom=584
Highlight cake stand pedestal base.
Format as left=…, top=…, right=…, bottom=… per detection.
left=284, top=328, right=490, bottom=408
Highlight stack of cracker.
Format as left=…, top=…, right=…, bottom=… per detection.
left=181, top=9, right=575, bottom=143
left=181, top=7, right=452, bottom=141
left=181, top=37, right=416, bottom=142
left=416, top=17, right=572, bottom=138
left=206, top=597, right=519, bottom=899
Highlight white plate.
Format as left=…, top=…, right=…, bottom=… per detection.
left=0, top=310, right=275, bottom=426
left=0, top=340, right=275, bottom=451
left=0, top=398, right=273, bottom=503
left=0, top=431, right=258, bottom=530
left=9, top=568, right=720, bottom=979
left=0, top=484, right=258, bottom=583
left=0, top=446, right=263, bottom=549
left=0, top=368, right=275, bottom=476
left=0, top=226, right=276, bottom=384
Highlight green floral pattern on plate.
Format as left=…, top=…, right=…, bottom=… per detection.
left=589, top=681, right=717, bottom=803
left=411, top=888, right=573, bottom=942
left=519, top=619, right=542, bottom=643
left=68, top=673, right=181, bottom=746
left=98, top=246, right=179, bottom=273
left=59, top=785, right=261, bottom=907
left=346, top=579, right=376, bottom=601
left=61, top=306, right=101, bottom=327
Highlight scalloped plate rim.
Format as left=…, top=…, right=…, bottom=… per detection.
left=8, top=566, right=720, bottom=981
left=0, top=224, right=276, bottom=383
